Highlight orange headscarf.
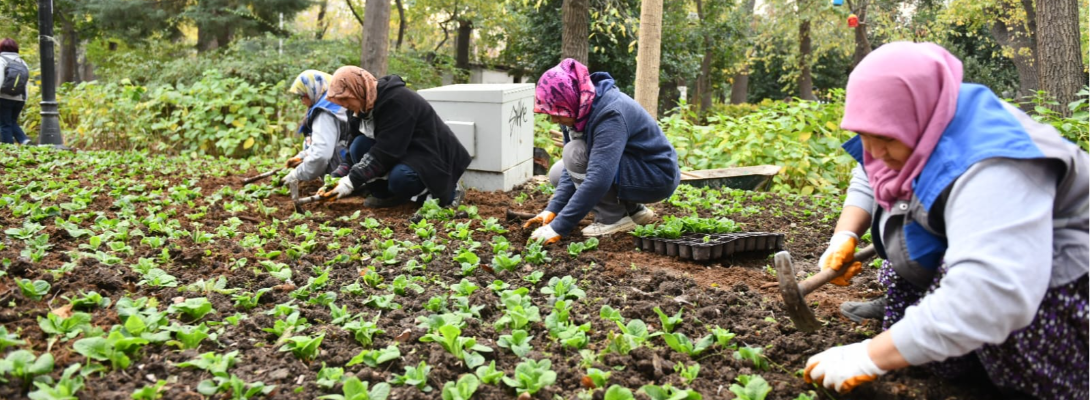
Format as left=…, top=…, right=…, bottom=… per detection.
left=327, top=66, right=378, bottom=114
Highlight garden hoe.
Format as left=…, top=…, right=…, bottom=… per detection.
left=241, top=167, right=283, bottom=184
left=773, top=244, right=876, bottom=332
left=289, top=181, right=322, bottom=213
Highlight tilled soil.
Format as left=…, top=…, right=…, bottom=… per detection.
left=0, top=157, right=1002, bottom=400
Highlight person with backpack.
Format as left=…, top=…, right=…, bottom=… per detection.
left=282, top=70, right=351, bottom=187
left=0, top=38, right=30, bottom=145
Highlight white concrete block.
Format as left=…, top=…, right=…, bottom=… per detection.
left=445, top=121, right=475, bottom=158
left=461, top=159, right=534, bottom=192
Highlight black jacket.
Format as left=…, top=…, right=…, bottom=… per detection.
left=348, top=75, right=471, bottom=206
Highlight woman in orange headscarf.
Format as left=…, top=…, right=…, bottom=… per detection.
left=318, top=66, right=471, bottom=209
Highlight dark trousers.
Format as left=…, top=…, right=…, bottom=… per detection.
left=348, top=135, right=428, bottom=200
left=0, top=98, right=28, bottom=145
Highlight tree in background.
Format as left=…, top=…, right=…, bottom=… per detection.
left=1036, top=0, right=1087, bottom=115
left=362, top=0, right=392, bottom=76
left=730, top=0, right=757, bottom=105
left=634, top=0, right=664, bottom=117
left=562, top=0, right=590, bottom=64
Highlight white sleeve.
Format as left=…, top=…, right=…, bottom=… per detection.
left=294, top=112, right=339, bottom=181
left=890, top=158, right=1055, bottom=365
left=843, top=163, right=874, bottom=212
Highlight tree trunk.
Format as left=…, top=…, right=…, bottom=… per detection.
left=635, top=0, right=664, bottom=118
left=58, top=14, right=78, bottom=86
left=730, top=0, right=757, bottom=104
left=694, top=0, right=713, bottom=113
left=1036, top=0, right=1086, bottom=116
left=361, top=0, right=392, bottom=76
left=850, top=0, right=872, bottom=69
left=989, top=0, right=1038, bottom=102
left=395, top=0, right=406, bottom=50
left=316, top=0, right=329, bottom=40
left=455, top=19, right=473, bottom=83
left=562, top=0, right=590, bottom=65
left=797, top=19, right=815, bottom=100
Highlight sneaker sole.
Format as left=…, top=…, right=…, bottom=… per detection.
left=582, top=219, right=637, bottom=237
left=631, top=210, right=656, bottom=225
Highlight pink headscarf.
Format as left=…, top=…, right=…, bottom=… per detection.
left=535, top=58, right=596, bottom=132
left=841, top=42, right=963, bottom=210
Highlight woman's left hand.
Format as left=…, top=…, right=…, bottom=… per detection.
left=530, top=224, right=561, bottom=245
left=318, top=179, right=355, bottom=202
left=804, top=340, right=886, bottom=393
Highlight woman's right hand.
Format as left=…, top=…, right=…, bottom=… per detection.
left=522, top=211, right=556, bottom=229
left=286, top=157, right=304, bottom=168
left=820, top=231, right=862, bottom=286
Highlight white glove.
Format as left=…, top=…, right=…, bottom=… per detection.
left=282, top=168, right=301, bottom=186
left=530, top=224, right=561, bottom=245
left=804, top=340, right=886, bottom=393
left=318, top=178, right=355, bottom=201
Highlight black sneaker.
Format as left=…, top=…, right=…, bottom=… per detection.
left=840, top=297, right=887, bottom=323
left=330, top=164, right=350, bottom=178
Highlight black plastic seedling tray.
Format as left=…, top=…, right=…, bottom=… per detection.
left=632, top=232, right=785, bottom=261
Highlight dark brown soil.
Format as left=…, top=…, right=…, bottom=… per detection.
left=0, top=153, right=1002, bottom=400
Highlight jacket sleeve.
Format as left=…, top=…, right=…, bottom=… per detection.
left=548, top=109, right=627, bottom=235
left=843, top=164, right=875, bottom=212
left=294, top=112, right=338, bottom=181
left=368, top=90, right=417, bottom=167
left=890, top=158, right=1054, bottom=365
left=545, top=129, right=577, bottom=215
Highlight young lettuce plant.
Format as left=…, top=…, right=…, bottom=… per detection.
left=279, top=333, right=324, bottom=363
left=346, top=344, right=401, bottom=368
left=541, top=275, right=586, bottom=302
left=496, top=329, right=533, bottom=358
left=1, top=350, right=54, bottom=389
left=639, top=383, right=702, bottom=400
left=419, top=325, right=492, bottom=369
left=441, top=374, right=479, bottom=400
left=342, top=314, right=384, bottom=348
left=318, top=376, right=390, bottom=400
left=28, top=363, right=83, bottom=400
left=729, top=375, right=772, bottom=400
left=474, top=361, right=506, bottom=385
left=662, top=332, right=715, bottom=358
left=391, top=360, right=432, bottom=392
left=38, top=311, right=93, bottom=341
left=502, top=359, right=557, bottom=396
left=673, top=362, right=701, bottom=386
left=167, top=297, right=216, bottom=322
left=315, top=363, right=345, bottom=390
left=734, top=346, right=769, bottom=371
left=652, top=306, right=684, bottom=333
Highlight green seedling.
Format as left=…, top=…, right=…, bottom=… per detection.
left=491, top=251, right=522, bottom=272
left=584, top=367, right=611, bottom=389
left=391, top=360, right=432, bottom=392
left=318, top=377, right=390, bottom=400
left=0, top=326, right=27, bottom=351
left=73, top=330, right=149, bottom=370
left=363, top=294, right=401, bottom=310
left=167, top=297, right=215, bottom=321
left=502, top=358, right=557, bottom=396
left=639, top=383, right=702, bottom=400
left=316, top=363, right=345, bottom=389
left=1, top=350, right=55, bottom=388
left=16, top=278, right=51, bottom=301
left=233, top=288, right=272, bottom=310
left=342, top=314, right=384, bottom=348
left=279, top=333, right=324, bottom=363
left=197, top=374, right=275, bottom=400
left=263, top=312, right=309, bottom=337
left=604, top=385, right=636, bottom=400
left=729, top=375, right=771, bottom=400
left=28, top=363, right=83, bottom=400
left=420, top=325, right=492, bottom=369
left=493, top=288, right=541, bottom=331
left=662, top=332, right=715, bottom=357
left=450, top=278, right=479, bottom=297
left=710, top=326, right=737, bottom=349
left=734, top=346, right=769, bottom=371
left=523, top=270, right=544, bottom=284
left=541, top=275, right=586, bottom=301
left=346, top=344, right=401, bottom=368
left=523, top=241, right=551, bottom=265
left=164, top=323, right=211, bottom=350
left=178, top=350, right=239, bottom=377
left=674, top=362, right=700, bottom=385
left=137, top=268, right=178, bottom=288
left=497, top=329, right=533, bottom=358
left=474, top=360, right=505, bottom=385
left=440, top=374, right=479, bottom=400
left=131, top=380, right=168, bottom=400
left=652, top=306, right=684, bottom=333
left=65, top=290, right=111, bottom=310
left=38, top=311, right=94, bottom=341
left=391, top=275, right=424, bottom=296
left=599, top=305, right=623, bottom=323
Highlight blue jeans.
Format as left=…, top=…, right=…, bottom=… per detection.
left=348, top=135, right=427, bottom=200
left=0, top=98, right=29, bottom=145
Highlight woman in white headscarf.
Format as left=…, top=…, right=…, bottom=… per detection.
left=282, top=70, right=351, bottom=186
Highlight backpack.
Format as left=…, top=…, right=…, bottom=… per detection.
left=1, top=57, right=29, bottom=97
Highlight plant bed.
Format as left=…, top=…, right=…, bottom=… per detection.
left=633, top=232, right=785, bottom=261
left=0, top=147, right=1004, bottom=400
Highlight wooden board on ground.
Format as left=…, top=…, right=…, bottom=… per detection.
left=680, top=165, right=782, bottom=191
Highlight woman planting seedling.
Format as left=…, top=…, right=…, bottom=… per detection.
left=525, top=59, right=680, bottom=244
left=804, top=42, right=1089, bottom=399
left=281, top=70, right=351, bottom=187
left=317, top=66, right=470, bottom=209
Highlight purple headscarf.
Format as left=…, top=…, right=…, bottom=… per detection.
left=535, top=58, right=596, bottom=132
left=841, top=42, right=963, bottom=210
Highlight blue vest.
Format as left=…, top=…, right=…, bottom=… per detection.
left=843, top=84, right=1048, bottom=287
left=298, top=95, right=347, bottom=136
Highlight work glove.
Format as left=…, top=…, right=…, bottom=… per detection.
left=286, top=157, right=304, bottom=168
left=522, top=211, right=557, bottom=229
left=317, top=178, right=355, bottom=202
left=282, top=169, right=301, bottom=187
left=820, top=231, right=862, bottom=286
left=530, top=224, right=561, bottom=245
left=804, top=340, right=886, bottom=393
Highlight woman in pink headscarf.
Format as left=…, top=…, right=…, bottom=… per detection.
left=522, top=59, right=680, bottom=244
left=804, top=42, right=1088, bottom=398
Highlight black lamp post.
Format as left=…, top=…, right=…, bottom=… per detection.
left=37, top=0, right=64, bottom=146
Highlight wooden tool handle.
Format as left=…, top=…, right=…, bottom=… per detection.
left=242, top=168, right=283, bottom=184
left=294, top=195, right=322, bottom=205
left=797, top=245, right=877, bottom=296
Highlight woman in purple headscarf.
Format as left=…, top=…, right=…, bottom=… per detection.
left=804, top=42, right=1088, bottom=398
left=522, top=59, right=680, bottom=244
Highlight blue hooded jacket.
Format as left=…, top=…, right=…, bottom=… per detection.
left=546, top=72, right=681, bottom=235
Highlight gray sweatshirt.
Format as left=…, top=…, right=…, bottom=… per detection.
left=291, top=111, right=342, bottom=181
left=846, top=158, right=1062, bottom=365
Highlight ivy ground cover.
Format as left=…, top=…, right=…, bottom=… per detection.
left=0, top=147, right=1003, bottom=400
